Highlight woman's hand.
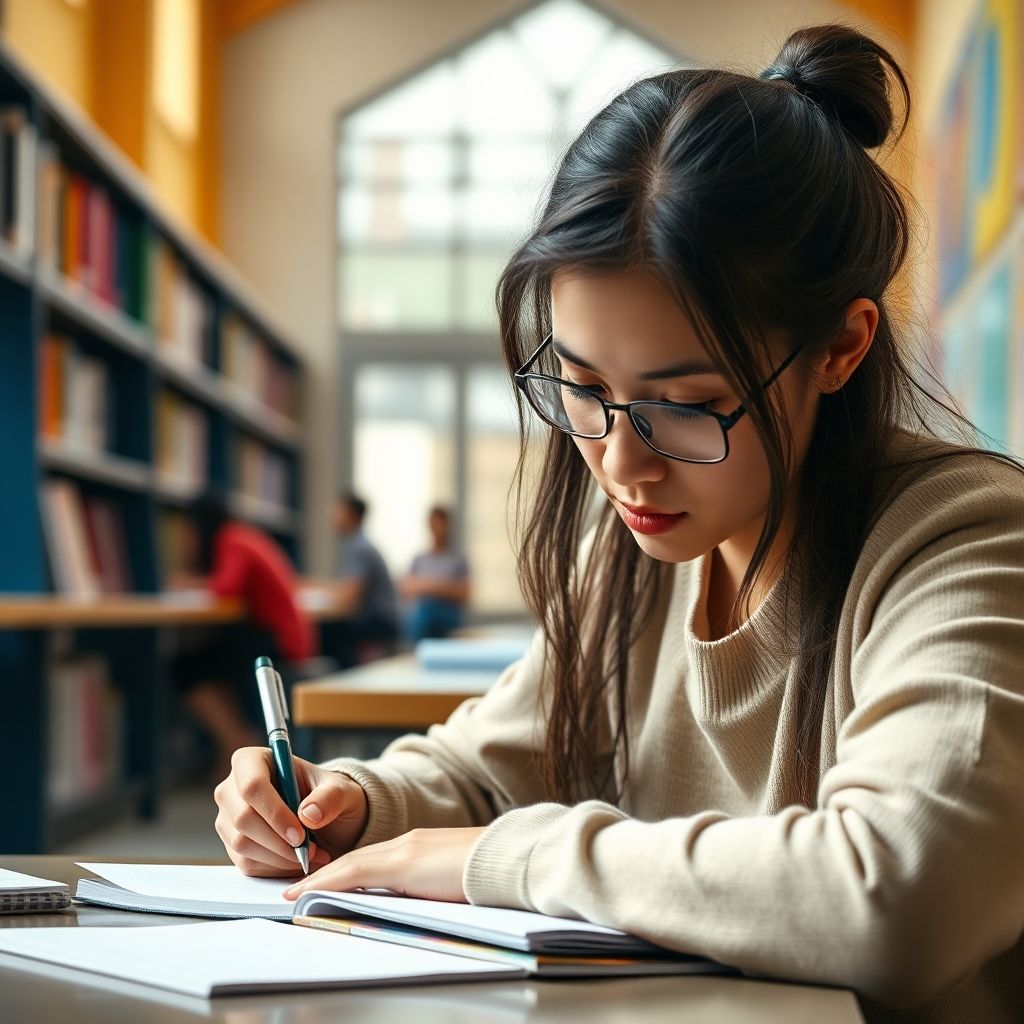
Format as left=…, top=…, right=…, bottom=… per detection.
left=214, top=747, right=368, bottom=877
left=282, top=826, right=487, bottom=903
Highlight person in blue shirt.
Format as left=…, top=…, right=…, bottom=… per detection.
left=398, top=505, right=471, bottom=643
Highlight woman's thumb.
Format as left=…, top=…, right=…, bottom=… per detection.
left=298, top=769, right=357, bottom=828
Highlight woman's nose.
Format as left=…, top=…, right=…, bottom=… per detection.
left=598, top=412, right=667, bottom=486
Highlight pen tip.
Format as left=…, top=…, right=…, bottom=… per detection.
left=296, top=847, right=309, bottom=875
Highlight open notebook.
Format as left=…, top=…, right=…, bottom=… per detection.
left=73, top=863, right=723, bottom=978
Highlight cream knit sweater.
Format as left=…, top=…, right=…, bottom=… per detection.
left=324, top=438, right=1024, bottom=1023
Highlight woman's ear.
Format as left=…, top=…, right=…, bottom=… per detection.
left=814, top=298, right=879, bottom=394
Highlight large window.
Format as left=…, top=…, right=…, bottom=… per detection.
left=337, top=0, right=681, bottom=615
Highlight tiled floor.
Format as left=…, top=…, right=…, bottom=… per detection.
left=50, top=729, right=407, bottom=860
left=53, top=785, right=227, bottom=860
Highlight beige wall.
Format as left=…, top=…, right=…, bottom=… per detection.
left=221, top=0, right=907, bottom=573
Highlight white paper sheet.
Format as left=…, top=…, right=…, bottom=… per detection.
left=0, top=868, right=66, bottom=892
left=78, top=863, right=292, bottom=907
left=0, top=918, right=524, bottom=997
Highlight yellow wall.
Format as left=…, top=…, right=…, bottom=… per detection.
left=4, top=0, right=95, bottom=111
left=2, top=0, right=220, bottom=245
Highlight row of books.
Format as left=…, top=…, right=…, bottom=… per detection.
left=37, top=145, right=296, bottom=407
left=219, top=313, right=298, bottom=419
left=38, top=144, right=214, bottom=362
left=0, top=105, right=37, bottom=255
left=155, top=391, right=208, bottom=491
left=235, top=437, right=291, bottom=509
left=47, top=654, right=124, bottom=808
left=39, top=478, right=134, bottom=595
left=38, top=334, right=112, bottom=451
left=3, top=106, right=301, bottom=419
left=38, top=142, right=150, bottom=319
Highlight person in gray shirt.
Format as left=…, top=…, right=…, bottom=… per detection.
left=322, top=492, right=400, bottom=667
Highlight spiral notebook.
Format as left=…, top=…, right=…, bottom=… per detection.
left=0, top=868, right=71, bottom=915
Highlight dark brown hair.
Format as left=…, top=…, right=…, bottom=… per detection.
left=498, top=24, right=1015, bottom=807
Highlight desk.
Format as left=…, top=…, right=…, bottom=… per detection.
left=292, top=655, right=500, bottom=729
left=0, top=856, right=865, bottom=1024
left=0, top=586, right=351, bottom=629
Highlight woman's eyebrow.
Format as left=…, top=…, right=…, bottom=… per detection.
left=551, top=338, right=722, bottom=381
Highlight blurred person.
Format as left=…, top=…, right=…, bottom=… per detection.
left=398, top=505, right=471, bottom=643
left=319, top=492, right=400, bottom=667
left=169, top=491, right=316, bottom=774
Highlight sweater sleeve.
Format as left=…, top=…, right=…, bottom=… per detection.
left=319, top=625, right=554, bottom=848
left=463, top=463, right=1024, bottom=1009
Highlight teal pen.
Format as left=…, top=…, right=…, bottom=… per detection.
left=254, top=655, right=310, bottom=875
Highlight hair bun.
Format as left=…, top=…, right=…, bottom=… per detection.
left=760, top=24, right=908, bottom=149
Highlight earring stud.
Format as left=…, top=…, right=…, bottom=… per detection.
left=830, top=375, right=842, bottom=390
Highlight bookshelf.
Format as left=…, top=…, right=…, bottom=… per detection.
left=0, top=41, right=307, bottom=853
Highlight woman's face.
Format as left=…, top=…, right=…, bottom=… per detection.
left=549, top=268, right=819, bottom=566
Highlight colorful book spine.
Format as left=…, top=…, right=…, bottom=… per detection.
left=0, top=105, right=38, bottom=255
left=37, top=334, right=111, bottom=452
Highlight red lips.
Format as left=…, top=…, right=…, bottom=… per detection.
left=617, top=501, right=688, bottom=536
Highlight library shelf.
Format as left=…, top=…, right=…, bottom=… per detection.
left=39, top=438, right=151, bottom=492
left=37, top=271, right=152, bottom=361
left=0, top=40, right=307, bottom=855
left=0, top=238, right=31, bottom=285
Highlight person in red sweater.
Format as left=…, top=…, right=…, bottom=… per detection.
left=170, top=492, right=316, bottom=773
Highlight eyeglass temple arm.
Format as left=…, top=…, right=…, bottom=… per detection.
left=514, top=333, right=554, bottom=377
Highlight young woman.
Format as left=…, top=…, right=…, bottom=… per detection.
left=214, top=24, right=1024, bottom=1020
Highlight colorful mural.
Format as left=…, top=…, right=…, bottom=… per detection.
left=931, top=0, right=1022, bottom=453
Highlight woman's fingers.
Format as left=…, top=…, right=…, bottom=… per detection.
left=214, top=747, right=310, bottom=872
left=213, top=748, right=370, bottom=873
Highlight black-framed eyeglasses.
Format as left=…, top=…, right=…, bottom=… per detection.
left=513, top=334, right=803, bottom=465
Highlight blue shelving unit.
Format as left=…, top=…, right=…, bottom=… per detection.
left=0, top=42, right=306, bottom=853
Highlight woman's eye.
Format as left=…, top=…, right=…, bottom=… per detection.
left=668, top=399, right=718, bottom=410
left=565, top=379, right=605, bottom=395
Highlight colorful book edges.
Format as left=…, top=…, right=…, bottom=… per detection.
left=36, top=143, right=211, bottom=349
left=295, top=915, right=732, bottom=978
left=39, top=478, right=134, bottom=595
left=38, top=334, right=112, bottom=451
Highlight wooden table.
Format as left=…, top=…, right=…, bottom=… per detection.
left=0, top=586, right=353, bottom=629
left=292, top=654, right=500, bottom=729
left=0, top=856, right=865, bottom=1024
